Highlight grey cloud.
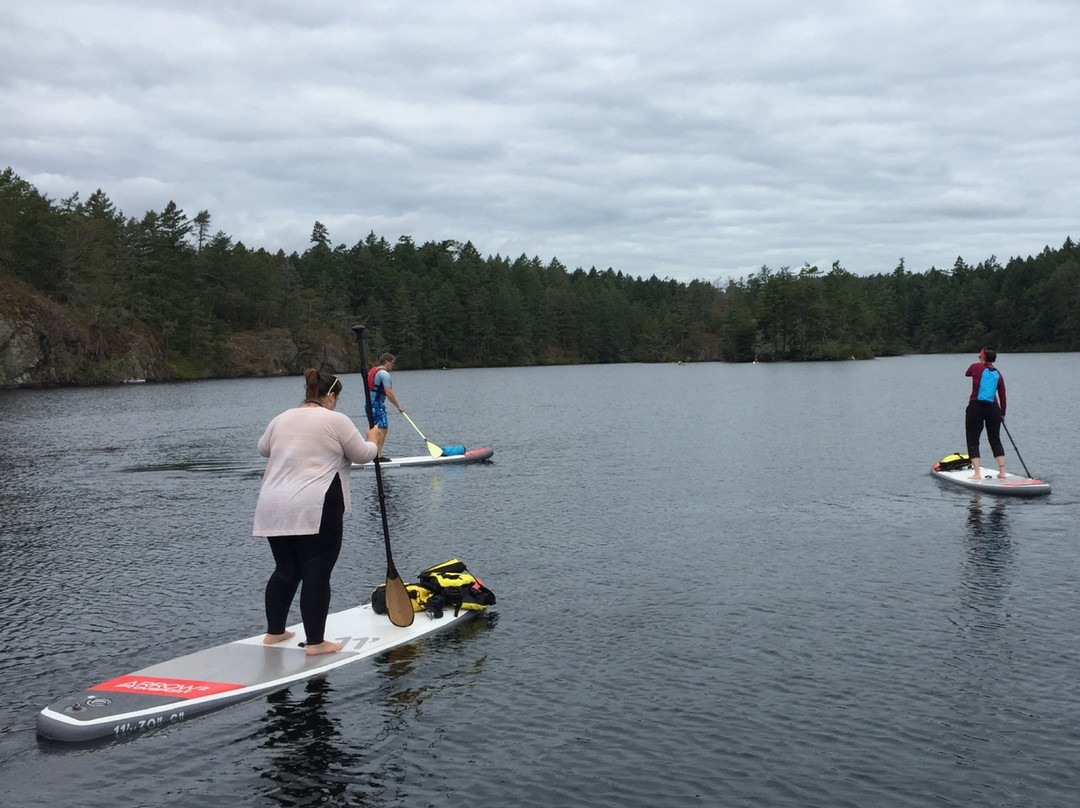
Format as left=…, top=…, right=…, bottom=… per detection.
left=2, top=0, right=1077, bottom=282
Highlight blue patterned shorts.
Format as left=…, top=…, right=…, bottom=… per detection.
left=371, top=398, right=388, bottom=428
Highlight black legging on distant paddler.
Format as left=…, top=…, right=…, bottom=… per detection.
left=965, top=400, right=1005, bottom=460
left=265, top=474, right=344, bottom=645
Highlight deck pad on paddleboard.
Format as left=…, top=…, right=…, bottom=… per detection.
left=38, top=603, right=476, bottom=743
left=355, top=446, right=493, bottom=469
left=930, top=464, right=1050, bottom=496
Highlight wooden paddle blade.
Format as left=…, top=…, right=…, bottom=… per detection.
left=383, top=575, right=415, bottom=627
left=426, top=441, right=444, bottom=458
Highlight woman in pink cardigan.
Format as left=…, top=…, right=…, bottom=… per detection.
left=253, top=369, right=379, bottom=656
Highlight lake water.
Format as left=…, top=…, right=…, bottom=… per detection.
left=2, top=355, right=1079, bottom=807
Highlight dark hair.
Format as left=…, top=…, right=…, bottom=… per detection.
left=378, top=353, right=395, bottom=365
left=982, top=348, right=997, bottom=363
left=303, top=368, right=341, bottom=401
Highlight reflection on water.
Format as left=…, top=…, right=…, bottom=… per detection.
left=375, top=615, right=494, bottom=699
left=957, top=494, right=1014, bottom=634
left=964, top=494, right=1013, bottom=585
left=965, top=494, right=1011, bottom=543
left=251, top=616, right=495, bottom=807
left=120, top=460, right=264, bottom=476
left=257, top=677, right=361, bottom=807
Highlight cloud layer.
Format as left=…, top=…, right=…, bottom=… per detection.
left=3, top=0, right=1077, bottom=282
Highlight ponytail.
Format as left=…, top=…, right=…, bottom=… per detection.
left=303, top=368, right=341, bottom=403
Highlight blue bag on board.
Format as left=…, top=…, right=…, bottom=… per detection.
left=441, top=445, right=466, bottom=456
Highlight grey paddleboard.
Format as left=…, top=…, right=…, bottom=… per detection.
left=37, top=602, right=476, bottom=743
left=930, top=464, right=1050, bottom=497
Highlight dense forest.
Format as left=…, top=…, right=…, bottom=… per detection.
left=1, top=167, right=1078, bottom=384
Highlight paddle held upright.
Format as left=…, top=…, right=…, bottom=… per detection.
left=352, top=324, right=414, bottom=627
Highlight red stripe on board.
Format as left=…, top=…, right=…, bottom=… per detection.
left=91, top=675, right=244, bottom=699
left=1003, top=480, right=1044, bottom=487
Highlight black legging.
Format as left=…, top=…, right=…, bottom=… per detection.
left=965, top=400, right=1005, bottom=459
left=265, top=474, right=344, bottom=645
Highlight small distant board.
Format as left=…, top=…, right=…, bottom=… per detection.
left=931, top=463, right=1051, bottom=497
left=37, top=603, right=477, bottom=743
left=355, top=447, right=494, bottom=470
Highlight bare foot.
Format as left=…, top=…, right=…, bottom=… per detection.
left=263, top=630, right=295, bottom=645
left=968, top=474, right=981, bottom=480
left=998, top=472, right=1007, bottom=479
left=304, top=640, right=343, bottom=656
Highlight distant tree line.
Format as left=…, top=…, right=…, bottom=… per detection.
left=2, top=167, right=1078, bottom=378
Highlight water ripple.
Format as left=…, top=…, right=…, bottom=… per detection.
left=3, top=362, right=1080, bottom=808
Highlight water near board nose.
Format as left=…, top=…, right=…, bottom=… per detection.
left=1, top=355, right=1079, bottom=807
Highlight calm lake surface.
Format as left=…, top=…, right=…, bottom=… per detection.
left=2, top=355, right=1079, bottom=807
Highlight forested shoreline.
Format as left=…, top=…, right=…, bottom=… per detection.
left=1, top=167, right=1078, bottom=387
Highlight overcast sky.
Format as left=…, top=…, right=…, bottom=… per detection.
left=3, top=1, right=1077, bottom=284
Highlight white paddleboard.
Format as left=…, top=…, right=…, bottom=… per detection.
left=930, top=464, right=1050, bottom=497
left=37, top=603, right=477, bottom=743
left=354, top=446, right=494, bottom=469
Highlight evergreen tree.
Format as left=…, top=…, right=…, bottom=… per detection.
left=1, top=168, right=1078, bottom=384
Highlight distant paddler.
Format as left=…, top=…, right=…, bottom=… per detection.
left=963, top=348, right=1007, bottom=481
left=366, top=353, right=404, bottom=462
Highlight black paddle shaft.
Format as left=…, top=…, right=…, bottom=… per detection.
left=1001, top=419, right=1033, bottom=478
left=352, top=325, right=402, bottom=580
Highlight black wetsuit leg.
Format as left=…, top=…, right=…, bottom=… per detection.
left=965, top=401, right=985, bottom=459
left=265, top=475, right=345, bottom=643
left=966, top=400, right=1004, bottom=459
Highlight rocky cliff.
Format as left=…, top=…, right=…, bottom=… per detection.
left=0, top=274, right=348, bottom=388
left=1, top=274, right=106, bottom=386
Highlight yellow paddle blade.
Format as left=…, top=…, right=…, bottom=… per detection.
left=426, top=441, right=444, bottom=458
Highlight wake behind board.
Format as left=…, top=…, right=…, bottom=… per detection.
left=930, top=463, right=1050, bottom=497
left=37, top=603, right=476, bottom=743
left=355, top=446, right=494, bottom=470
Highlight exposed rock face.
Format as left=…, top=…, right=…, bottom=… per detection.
left=1, top=274, right=353, bottom=387
left=222, top=329, right=299, bottom=377
left=0, top=275, right=90, bottom=387
left=221, top=330, right=355, bottom=378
